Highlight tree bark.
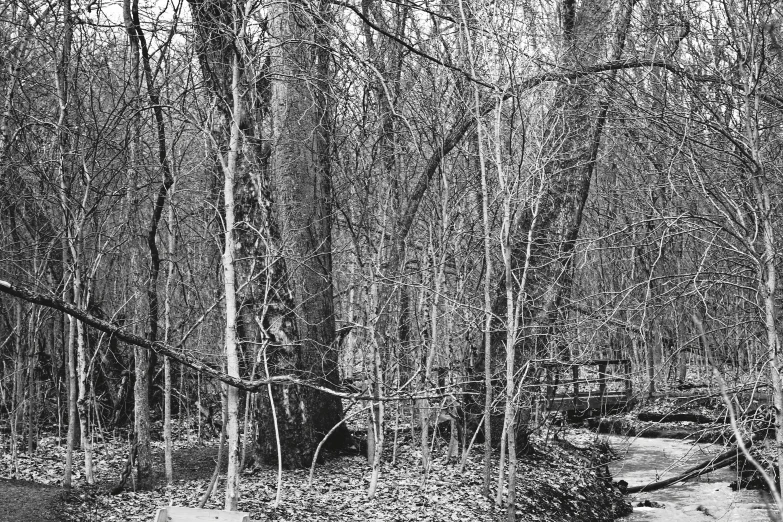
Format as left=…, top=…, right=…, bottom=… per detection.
left=513, top=0, right=635, bottom=360
left=54, top=0, right=78, bottom=486
left=63, top=282, right=77, bottom=488
left=222, top=17, right=242, bottom=507
left=258, top=0, right=347, bottom=468
left=185, top=0, right=347, bottom=468
left=199, top=388, right=228, bottom=508
left=74, top=268, right=94, bottom=484
left=163, top=193, right=176, bottom=484
left=124, top=0, right=177, bottom=487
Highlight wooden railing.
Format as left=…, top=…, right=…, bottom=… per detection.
left=542, top=358, right=633, bottom=412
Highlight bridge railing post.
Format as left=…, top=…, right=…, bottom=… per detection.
left=598, top=361, right=608, bottom=412
left=624, top=360, right=632, bottom=401
left=545, top=366, right=555, bottom=402
left=572, top=365, right=580, bottom=407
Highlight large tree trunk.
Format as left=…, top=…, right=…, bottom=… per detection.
left=186, top=0, right=346, bottom=469
left=255, top=0, right=347, bottom=468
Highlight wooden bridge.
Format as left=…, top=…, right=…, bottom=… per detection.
left=541, top=359, right=634, bottom=414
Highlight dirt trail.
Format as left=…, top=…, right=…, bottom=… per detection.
left=0, top=479, right=65, bottom=522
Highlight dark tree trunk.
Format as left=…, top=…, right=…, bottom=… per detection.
left=186, top=0, right=347, bottom=468
left=254, top=0, right=347, bottom=468
left=513, top=0, right=634, bottom=353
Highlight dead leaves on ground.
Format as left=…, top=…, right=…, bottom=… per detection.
left=1, top=431, right=628, bottom=522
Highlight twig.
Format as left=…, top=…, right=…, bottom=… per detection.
left=308, top=403, right=369, bottom=491
left=263, top=345, right=282, bottom=508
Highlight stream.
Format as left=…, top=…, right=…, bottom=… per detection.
left=607, top=435, right=778, bottom=521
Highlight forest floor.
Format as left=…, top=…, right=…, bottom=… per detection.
left=0, top=478, right=64, bottom=522
left=0, top=425, right=631, bottom=522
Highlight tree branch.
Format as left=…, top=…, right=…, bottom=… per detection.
left=391, top=55, right=783, bottom=248
left=0, top=279, right=266, bottom=391
left=0, top=279, right=461, bottom=402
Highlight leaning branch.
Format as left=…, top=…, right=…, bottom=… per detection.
left=0, top=279, right=461, bottom=402
left=393, top=56, right=783, bottom=248
left=0, top=279, right=270, bottom=391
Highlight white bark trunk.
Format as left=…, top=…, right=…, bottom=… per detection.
left=64, top=308, right=76, bottom=488
left=368, top=280, right=384, bottom=498
left=75, top=286, right=94, bottom=484
left=222, top=10, right=243, bottom=508
left=163, top=190, right=176, bottom=484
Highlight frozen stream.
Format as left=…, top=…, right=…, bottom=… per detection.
left=607, top=435, right=778, bottom=521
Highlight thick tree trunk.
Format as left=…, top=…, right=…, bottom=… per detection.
left=514, top=0, right=634, bottom=357
left=185, top=0, right=346, bottom=469
left=754, top=172, right=782, bottom=494
left=256, top=0, right=346, bottom=468
left=133, top=345, right=151, bottom=488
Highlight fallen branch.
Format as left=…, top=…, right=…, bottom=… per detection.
left=625, top=442, right=751, bottom=494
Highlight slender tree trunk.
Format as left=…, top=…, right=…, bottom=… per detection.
left=122, top=0, right=151, bottom=487
left=163, top=189, right=176, bottom=484
left=63, top=290, right=77, bottom=487
left=199, top=387, right=228, bottom=508
left=457, top=0, right=493, bottom=494
left=74, top=261, right=94, bottom=484
left=124, top=0, right=176, bottom=487
left=11, top=300, right=22, bottom=474
left=54, top=0, right=75, bottom=489
left=499, top=124, right=517, bottom=521
left=367, top=278, right=384, bottom=498
left=26, top=307, right=38, bottom=455
left=645, top=334, right=656, bottom=399
left=222, top=12, right=243, bottom=507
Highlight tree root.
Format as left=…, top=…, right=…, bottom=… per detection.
left=110, top=434, right=139, bottom=495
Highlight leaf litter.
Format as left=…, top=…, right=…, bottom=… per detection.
left=0, top=427, right=630, bottom=521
